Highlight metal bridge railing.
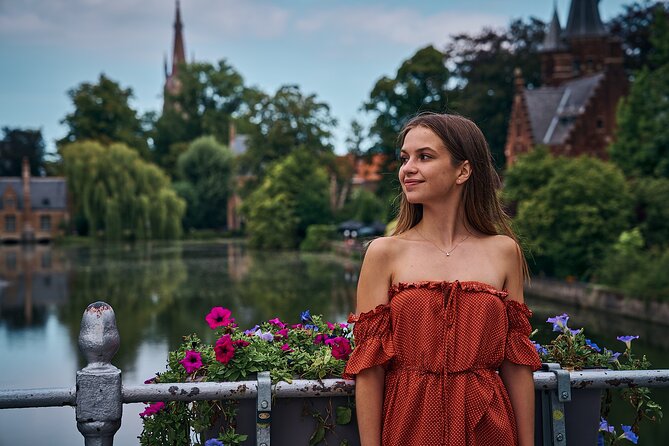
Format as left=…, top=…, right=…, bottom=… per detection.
left=1, top=301, right=668, bottom=445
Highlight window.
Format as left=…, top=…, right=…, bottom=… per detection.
left=5, top=215, right=16, bottom=232
left=42, top=252, right=52, bottom=268
left=40, top=215, right=51, bottom=232
left=42, top=197, right=51, bottom=206
left=6, top=252, right=17, bottom=270
left=4, top=197, right=15, bottom=208
left=596, top=118, right=604, bottom=129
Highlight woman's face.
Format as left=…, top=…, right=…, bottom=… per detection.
left=399, top=126, right=462, bottom=204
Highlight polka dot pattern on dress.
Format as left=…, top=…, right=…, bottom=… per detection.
left=344, top=280, right=542, bottom=446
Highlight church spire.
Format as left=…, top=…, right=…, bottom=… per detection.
left=171, top=0, right=186, bottom=77
left=542, top=2, right=565, bottom=51
left=564, top=0, right=607, bottom=38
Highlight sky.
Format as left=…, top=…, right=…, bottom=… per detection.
left=0, top=0, right=632, bottom=155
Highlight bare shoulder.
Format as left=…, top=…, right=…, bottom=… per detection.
left=486, top=235, right=524, bottom=303
left=356, top=237, right=400, bottom=313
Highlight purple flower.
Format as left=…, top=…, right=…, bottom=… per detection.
left=599, top=417, right=615, bottom=433
left=531, top=341, right=548, bottom=356
left=304, top=324, right=319, bottom=331
left=546, top=313, right=569, bottom=332
left=604, top=348, right=621, bottom=362
left=179, top=350, right=203, bottom=374
left=300, top=310, right=312, bottom=324
left=568, top=328, right=582, bottom=336
left=243, top=325, right=259, bottom=336
left=586, top=339, right=601, bottom=352
left=617, top=335, right=639, bottom=349
left=205, top=307, right=234, bottom=330
left=620, top=425, right=639, bottom=444
left=254, top=329, right=274, bottom=342
left=204, top=439, right=225, bottom=446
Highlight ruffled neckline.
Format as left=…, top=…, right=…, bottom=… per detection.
left=388, top=280, right=509, bottom=299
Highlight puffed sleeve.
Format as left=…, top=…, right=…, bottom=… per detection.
left=342, top=304, right=394, bottom=379
left=504, top=300, right=542, bottom=371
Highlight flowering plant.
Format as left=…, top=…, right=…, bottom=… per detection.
left=533, top=313, right=662, bottom=445
left=139, top=308, right=353, bottom=446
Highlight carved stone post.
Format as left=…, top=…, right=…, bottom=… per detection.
left=76, top=302, right=122, bottom=446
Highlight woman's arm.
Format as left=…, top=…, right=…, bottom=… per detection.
left=354, top=238, right=394, bottom=446
left=500, top=361, right=535, bottom=446
left=500, top=236, right=535, bottom=446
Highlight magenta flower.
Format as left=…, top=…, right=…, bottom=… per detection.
left=214, top=334, right=236, bottom=364
left=339, top=323, right=348, bottom=329
left=269, top=317, right=286, bottom=329
left=144, top=376, right=157, bottom=384
left=205, top=307, right=233, bottom=330
left=291, top=324, right=302, bottom=329
left=233, top=339, right=250, bottom=348
left=314, top=333, right=329, bottom=345
left=327, top=322, right=336, bottom=330
left=275, top=328, right=289, bottom=338
left=139, top=402, right=165, bottom=417
left=179, top=350, right=203, bottom=374
left=281, top=343, right=293, bottom=352
left=325, top=336, right=352, bottom=360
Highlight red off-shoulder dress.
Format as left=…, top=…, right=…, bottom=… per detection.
left=343, top=280, right=542, bottom=446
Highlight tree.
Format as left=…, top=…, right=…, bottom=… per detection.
left=244, top=148, right=331, bottom=249
left=0, top=127, right=45, bottom=176
left=609, top=1, right=669, bottom=73
left=631, top=177, right=669, bottom=248
left=153, top=59, right=248, bottom=174
left=364, top=45, right=452, bottom=202
left=61, top=141, right=185, bottom=240
left=59, top=74, right=148, bottom=156
left=510, top=154, right=632, bottom=278
left=239, top=84, right=337, bottom=185
left=174, top=136, right=234, bottom=230
left=445, top=18, right=545, bottom=167
left=502, top=146, right=564, bottom=204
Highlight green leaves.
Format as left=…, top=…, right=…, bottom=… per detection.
left=335, top=406, right=352, bottom=425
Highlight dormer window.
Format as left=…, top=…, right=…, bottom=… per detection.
left=42, top=197, right=50, bottom=207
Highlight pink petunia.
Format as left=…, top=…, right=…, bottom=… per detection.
left=179, top=350, right=203, bottom=374
left=313, top=333, right=329, bottom=345
left=327, top=322, right=336, bottom=330
left=214, top=334, right=236, bottom=364
left=233, top=339, right=250, bottom=348
left=281, top=343, right=293, bottom=352
left=325, top=336, right=352, bottom=360
left=269, top=317, right=286, bottom=329
left=205, top=307, right=233, bottom=330
left=139, top=401, right=165, bottom=417
left=291, top=324, right=302, bottom=329
left=275, top=328, right=289, bottom=338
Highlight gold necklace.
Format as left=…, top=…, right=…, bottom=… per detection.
left=415, top=228, right=470, bottom=257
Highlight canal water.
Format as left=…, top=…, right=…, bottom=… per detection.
left=0, top=241, right=667, bottom=445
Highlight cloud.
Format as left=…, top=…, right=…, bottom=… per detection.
left=295, top=6, right=508, bottom=48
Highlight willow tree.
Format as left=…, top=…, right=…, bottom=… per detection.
left=61, top=141, right=185, bottom=240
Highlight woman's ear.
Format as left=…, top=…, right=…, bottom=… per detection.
left=456, top=160, right=472, bottom=185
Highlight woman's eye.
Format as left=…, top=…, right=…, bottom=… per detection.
left=419, top=154, right=431, bottom=160
left=399, top=156, right=408, bottom=164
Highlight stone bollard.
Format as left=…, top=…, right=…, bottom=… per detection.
left=76, top=302, right=122, bottom=446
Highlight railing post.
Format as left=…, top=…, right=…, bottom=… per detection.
left=76, top=302, right=122, bottom=446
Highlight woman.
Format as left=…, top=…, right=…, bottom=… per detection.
left=343, top=113, right=541, bottom=446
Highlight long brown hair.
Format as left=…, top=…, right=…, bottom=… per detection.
left=392, top=112, right=529, bottom=278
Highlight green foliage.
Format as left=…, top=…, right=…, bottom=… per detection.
left=502, top=146, right=562, bottom=204
left=339, top=188, right=386, bottom=224
left=596, top=229, right=669, bottom=301
left=610, top=9, right=669, bottom=179
left=244, top=149, right=332, bottom=249
left=609, top=1, right=669, bottom=73
left=239, top=84, right=336, bottom=186
left=509, top=154, right=632, bottom=278
left=61, top=141, right=185, bottom=240
left=0, top=127, right=46, bottom=176
left=175, top=136, right=234, bottom=230
left=58, top=74, right=149, bottom=156
left=153, top=59, right=248, bottom=174
left=300, top=225, right=336, bottom=252
left=631, top=177, right=669, bottom=247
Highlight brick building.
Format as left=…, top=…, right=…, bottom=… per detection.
left=504, top=0, right=628, bottom=167
left=0, top=159, right=69, bottom=242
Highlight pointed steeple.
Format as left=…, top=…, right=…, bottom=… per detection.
left=564, top=0, right=607, bottom=38
left=171, top=0, right=186, bottom=76
left=542, top=3, right=565, bottom=51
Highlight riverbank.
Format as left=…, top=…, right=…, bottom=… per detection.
left=527, top=278, right=669, bottom=326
